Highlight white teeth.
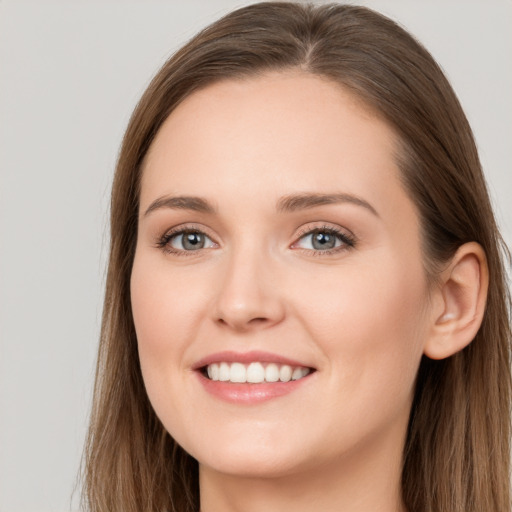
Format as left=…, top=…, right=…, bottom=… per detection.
left=247, top=362, right=265, bottom=383
left=205, top=362, right=311, bottom=383
left=219, top=362, right=230, bottom=381
left=208, top=363, right=219, bottom=381
left=292, top=367, right=309, bottom=380
left=265, top=363, right=280, bottom=382
left=279, top=365, right=292, bottom=382
left=230, top=362, right=247, bottom=383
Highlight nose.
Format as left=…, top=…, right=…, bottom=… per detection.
left=212, top=247, right=286, bottom=332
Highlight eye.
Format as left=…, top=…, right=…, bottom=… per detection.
left=173, top=230, right=214, bottom=250
left=293, top=226, right=355, bottom=253
left=158, top=228, right=217, bottom=254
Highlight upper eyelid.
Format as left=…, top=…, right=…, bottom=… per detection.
left=156, top=225, right=217, bottom=255
left=155, top=224, right=219, bottom=252
left=291, top=224, right=357, bottom=253
left=163, top=223, right=217, bottom=239
left=161, top=222, right=351, bottom=236
left=157, top=222, right=355, bottom=247
left=294, top=222, right=354, bottom=239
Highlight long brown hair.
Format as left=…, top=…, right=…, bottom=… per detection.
left=82, top=3, right=512, bottom=511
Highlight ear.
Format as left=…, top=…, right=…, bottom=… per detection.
left=423, top=242, right=489, bottom=360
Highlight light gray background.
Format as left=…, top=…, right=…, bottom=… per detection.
left=0, top=1, right=510, bottom=511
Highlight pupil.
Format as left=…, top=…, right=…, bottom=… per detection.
left=312, top=231, right=335, bottom=250
left=183, top=232, right=204, bottom=250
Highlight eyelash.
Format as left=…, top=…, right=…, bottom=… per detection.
left=155, top=224, right=356, bottom=257
left=155, top=224, right=216, bottom=257
left=293, top=224, right=356, bottom=256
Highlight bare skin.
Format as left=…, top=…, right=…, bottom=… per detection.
left=131, top=71, right=488, bottom=512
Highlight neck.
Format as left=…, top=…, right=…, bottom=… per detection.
left=199, top=421, right=407, bottom=512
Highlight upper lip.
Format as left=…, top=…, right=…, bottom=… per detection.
left=192, top=350, right=315, bottom=371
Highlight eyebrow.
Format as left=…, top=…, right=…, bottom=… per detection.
left=143, top=192, right=378, bottom=218
left=144, top=195, right=216, bottom=217
left=276, top=192, right=379, bottom=217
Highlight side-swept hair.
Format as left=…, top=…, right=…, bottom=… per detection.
left=83, top=3, right=511, bottom=511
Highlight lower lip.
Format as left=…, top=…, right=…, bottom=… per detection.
left=196, top=371, right=313, bottom=404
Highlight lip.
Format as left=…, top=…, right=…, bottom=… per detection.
left=192, top=350, right=316, bottom=405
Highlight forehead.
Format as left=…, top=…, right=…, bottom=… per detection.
left=140, top=71, right=411, bottom=222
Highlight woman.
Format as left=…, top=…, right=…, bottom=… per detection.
left=82, top=3, right=511, bottom=511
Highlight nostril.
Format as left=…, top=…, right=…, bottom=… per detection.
left=216, top=316, right=269, bottom=329
left=249, top=317, right=269, bottom=324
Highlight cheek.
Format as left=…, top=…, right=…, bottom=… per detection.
left=294, top=253, right=426, bottom=337
left=291, top=253, right=428, bottom=407
left=131, top=254, right=207, bottom=353
left=130, top=253, right=207, bottom=407
left=130, top=253, right=213, bottom=443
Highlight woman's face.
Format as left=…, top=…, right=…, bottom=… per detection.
left=131, top=72, right=432, bottom=478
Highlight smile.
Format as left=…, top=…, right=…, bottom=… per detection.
left=194, top=351, right=316, bottom=404
left=205, top=361, right=311, bottom=383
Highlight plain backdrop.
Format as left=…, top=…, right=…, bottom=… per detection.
left=0, top=1, right=510, bottom=511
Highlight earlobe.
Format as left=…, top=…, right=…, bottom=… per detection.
left=423, top=242, right=489, bottom=360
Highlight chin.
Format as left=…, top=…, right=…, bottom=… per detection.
left=180, top=428, right=311, bottom=478
left=198, top=450, right=307, bottom=479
